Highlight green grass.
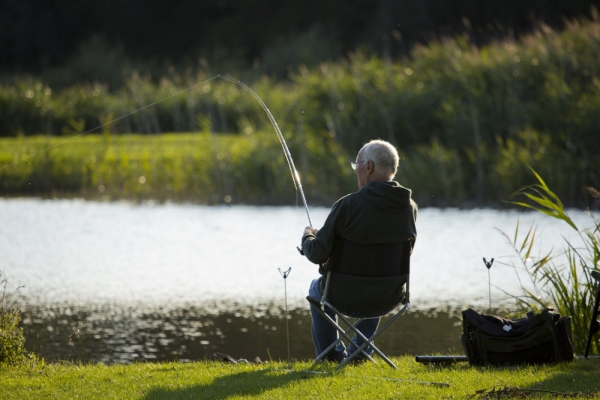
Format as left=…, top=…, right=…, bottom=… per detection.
left=0, top=132, right=354, bottom=205
left=1, top=357, right=599, bottom=399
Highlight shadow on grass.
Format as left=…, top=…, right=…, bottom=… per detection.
left=143, top=367, right=319, bottom=399
left=527, top=359, right=600, bottom=396
left=464, top=359, right=600, bottom=398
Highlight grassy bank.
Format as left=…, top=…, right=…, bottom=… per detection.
left=1, top=357, right=599, bottom=399
left=1, top=131, right=598, bottom=208
left=0, top=132, right=353, bottom=206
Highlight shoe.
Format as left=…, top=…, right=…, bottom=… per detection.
left=350, top=356, right=369, bottom=365
left=321, top=353, right=347, bottom=364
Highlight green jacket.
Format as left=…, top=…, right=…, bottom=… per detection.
left=302, top=180, right=418, bottom=267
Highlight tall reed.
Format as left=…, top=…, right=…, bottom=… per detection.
left=501, top=168, right=600, bottom=354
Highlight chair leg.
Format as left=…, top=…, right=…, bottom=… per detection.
left=336, top=302, right=410, bottom=369
left=307, top=296, right=410, bottom=368
left=309, top=300, right=375, bottom=363
left=309, top=303, right=372, bottom=363
left=334, top=311, right=393, bottom=368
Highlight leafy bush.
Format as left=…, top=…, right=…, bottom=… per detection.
left=0, top=271, right=29, bottom=365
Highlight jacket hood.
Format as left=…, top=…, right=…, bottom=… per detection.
left=358, top=180, right=413, bottom=210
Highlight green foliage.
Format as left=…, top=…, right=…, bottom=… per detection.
left=2, top=19, right=600, bottom=205
left=502, top=168, right=600, bottom=354
left=0, top=272, right=28, bottom=365
left=401, top=139, right=467, bottom=206
left=0, top=80, right=54, bottom=136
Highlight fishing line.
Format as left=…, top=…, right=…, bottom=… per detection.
left=2, top=74, right=313, bottom=228
left=0, top=76, right=221, bottom=172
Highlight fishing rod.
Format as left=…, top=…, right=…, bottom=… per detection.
left=217, top=75, right=313, bottom=228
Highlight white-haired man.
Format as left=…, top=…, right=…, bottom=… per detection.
left=301, top=139, right=418, bottom=362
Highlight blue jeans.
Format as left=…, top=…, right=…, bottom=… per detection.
left=309, top=277, right=380, bottom=361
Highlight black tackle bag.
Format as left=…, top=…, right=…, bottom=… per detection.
left=460, top=308, right=574, bottom=366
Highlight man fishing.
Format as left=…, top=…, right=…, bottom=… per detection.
left=301, top=139, right=418, bottom=363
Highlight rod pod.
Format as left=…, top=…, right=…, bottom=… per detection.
left=278, top=267, right=292, bottom=364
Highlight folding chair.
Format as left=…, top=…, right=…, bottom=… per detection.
left=306, top=237, right=413, bottom=368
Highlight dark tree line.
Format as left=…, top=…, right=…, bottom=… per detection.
left=1, top=0, right=599, bottom=82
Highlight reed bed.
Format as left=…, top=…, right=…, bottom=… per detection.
left=1, top=18, right=600, bottom=205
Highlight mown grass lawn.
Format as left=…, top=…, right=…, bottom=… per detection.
left=1, top=357, right=600, bottom=399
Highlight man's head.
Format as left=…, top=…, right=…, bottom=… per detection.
left=353, top=139, right=399, bottom=188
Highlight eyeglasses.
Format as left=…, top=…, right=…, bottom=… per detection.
left=351, top=159, right=368, bottom=171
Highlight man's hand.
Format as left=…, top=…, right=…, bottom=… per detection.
left=303, top=226, right=319, bottom=236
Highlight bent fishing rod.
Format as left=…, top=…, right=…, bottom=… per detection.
left=217, top=75, right=313, bottom=228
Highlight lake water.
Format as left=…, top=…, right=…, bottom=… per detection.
left=1, top=198, right=596, bottom=363
left=2, top=198, right=595, bottom=308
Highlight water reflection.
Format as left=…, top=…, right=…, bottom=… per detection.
left=20, top=302, right=464, bottom=363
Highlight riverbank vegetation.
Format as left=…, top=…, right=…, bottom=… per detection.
left=0, top=271, right=32, bottom=366
left=0, top=132, right=351, bottom=205
left=1, top=17, right=600, bottom=207
left=501, top=170, right=600, bottom=355
left=1, top=357, right=600, bottom=399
